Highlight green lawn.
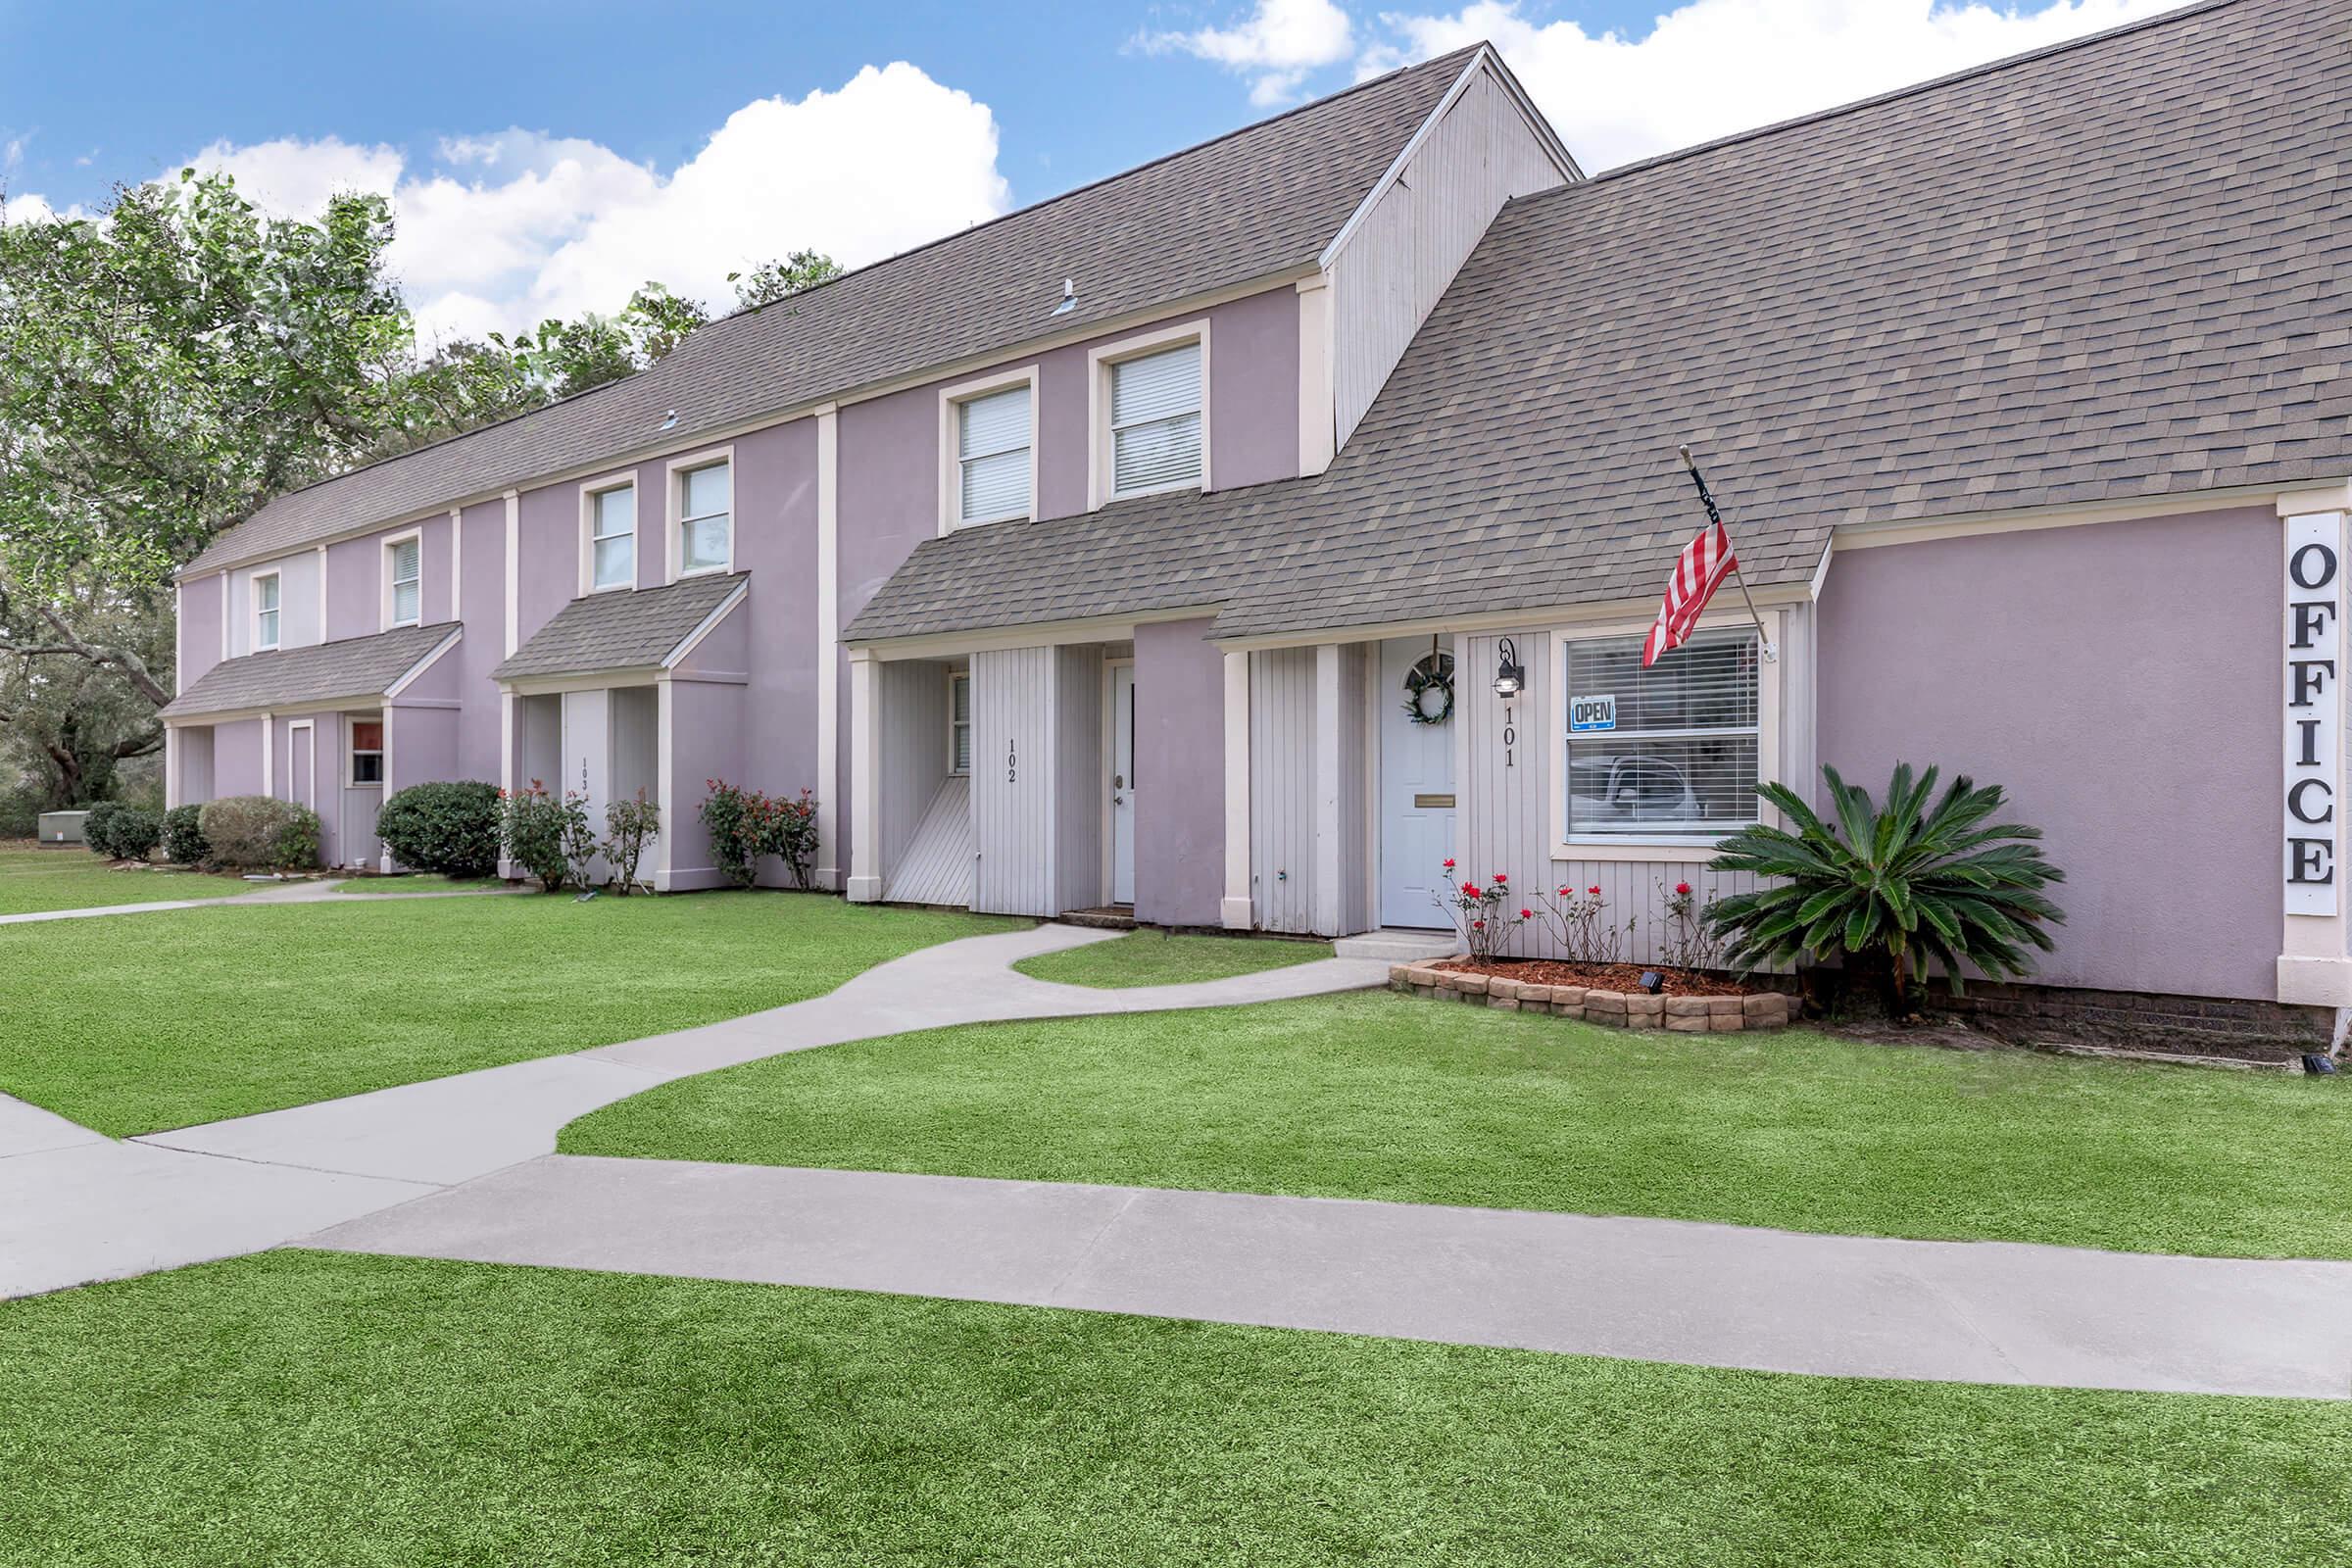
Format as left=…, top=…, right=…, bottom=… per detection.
left=334, top=872, right=508, bottom=894
left=566, top=990, right=2352, bottom=1259
left=1013, top=929, right=1333, bottom=987
left=0, top=892, right=1020, bottom=1137
left=0, top=840, right=246, bottom=915
left=2, top=1250, right=2342, bottom=1567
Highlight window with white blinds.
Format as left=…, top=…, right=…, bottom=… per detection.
left=253, top=572, right=281, bottom=650
left=679, top=461, right=731, bottom=573
left=590, top=484, right=635, bottom=590
left=949, top=671, right=972, bottom=774
left=1109, top=341, right=1201, bottom=496
left=388, top=537, right=421, bottom=626
left=956, top=384, right=1031, bottom=525
left=1564, top=627, right=1761, bottom=839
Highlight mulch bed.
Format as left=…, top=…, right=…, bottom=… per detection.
left=1431, top=958, right=1756, bottom=998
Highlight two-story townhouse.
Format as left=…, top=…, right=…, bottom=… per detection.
left=844, top=0, right=2352, bottom=1029
left=161, top=43, right=1573, bottom=890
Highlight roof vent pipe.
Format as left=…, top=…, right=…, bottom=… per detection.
left=1052, top=278, right=1076, bottom=317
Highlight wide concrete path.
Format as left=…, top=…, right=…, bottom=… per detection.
left=311, top=1153, right=2352, bottom=1400
left=0, top=874, right=518, bottom=926
left=2, top=925, right=1386, bottom=1296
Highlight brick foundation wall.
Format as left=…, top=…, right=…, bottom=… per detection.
left=1919, top=978, right=2331, bottom=1054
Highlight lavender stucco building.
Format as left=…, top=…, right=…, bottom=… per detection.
left=167, top=0, right=2352, bottom=1019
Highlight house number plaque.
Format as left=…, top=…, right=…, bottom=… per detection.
left=1006, top=737, right=1017, bottom=785
left=1502, top=704, right=1517, bottom=768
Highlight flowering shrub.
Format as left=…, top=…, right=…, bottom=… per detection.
left=1531, top=882, right=1633, bottom=965
left=500, top=781, right=594, bottom=892
left=1431, top=859, right=1526, bottom=960
left=603, top=791, right=661, bottom=894
left=699, top=781, right=822, bottom=889
left=1656, top=879, right=1723, bottom=970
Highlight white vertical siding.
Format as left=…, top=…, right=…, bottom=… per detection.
left=1327, top=64, right=1567, bottom=446
left=1335, top=643, right=1372, bottom=935
left=888, top=775, right=975, bottom=906
left=877, top=660, right=951, bottom=887
left=971, top=646, right=1055, bottom=914
left=1455, top=625, right=1814, bottom=964
left=1054, top=646, right=1104, bottom=911
left=1250, top=647, right=1317, bottom=932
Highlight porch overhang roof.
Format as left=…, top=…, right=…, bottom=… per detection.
left=159, top=622, right=461, bottom=723
left=491, top=571, right=748, bottom=684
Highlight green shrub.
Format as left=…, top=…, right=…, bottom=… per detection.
left=106, top=806, right=163, bottom=861
left=1707, top=761, right=2066, bottom=1014
left=197, top=795, right=322, bottom=871
left=499, top=782, right=594, bottom=892
left=602, top=791, right=661, bottom=894
left=161, top=804, right=209, bottom=865
left=0, top=786, right=39, bottom=840
left=376, top=780, right=502, bottom=878
left=81, top=800, right=125, bottom=858
left=699, top=781, right=821, bottom=889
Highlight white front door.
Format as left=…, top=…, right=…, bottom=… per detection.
left=1109, top=662, right=1137, bottom=906
left=1378, top=636, right=1457, bottom=927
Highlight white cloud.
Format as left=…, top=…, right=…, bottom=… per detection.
left=1145, top=0, right=1357, bottom=105
left=70, top=62, right=1010, bottom=343
left=1366, top=0, right=2183, bottom=170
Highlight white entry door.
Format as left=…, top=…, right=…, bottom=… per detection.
left=1109, top=662, right=1137, bottom=906
left=1378, top=636, right=1457, bottom=927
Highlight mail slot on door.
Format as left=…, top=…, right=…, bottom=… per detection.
left=1413, top=793, right=1456, bottom=809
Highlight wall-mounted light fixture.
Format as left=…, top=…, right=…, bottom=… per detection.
left=1493, top=637, right=1525, bottom=700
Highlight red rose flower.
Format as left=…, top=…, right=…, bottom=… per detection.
left=1520, top=908, right=1533, bottom=920
left=1676, top=881, right=1691, bottom=896
left=1461, top=881, right=1480, bottom=896
left=1471, top=919, right=1486, bottom=930
left=1493, top=872, right=1507, bottom=883
left=1557, top=886, right=1571, bottom=897
left=1443, top=858, right=1455, bottom=869
left=1588, top=885, right=1602, bottom=896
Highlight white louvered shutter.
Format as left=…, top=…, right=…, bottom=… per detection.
left=1110, top=343, right=1201, bottom=495
left=957, top=385, right=1031, bottom=523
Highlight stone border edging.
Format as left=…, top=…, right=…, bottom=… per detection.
left=1391, top=964, right=1790, bottom=1033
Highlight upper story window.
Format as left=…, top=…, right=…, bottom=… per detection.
left=1562, top=625, right=1763, bottom=844
left=386, top=534, right=422, bottom=627
left=1109, top=340, right=1203, bottom=498
left=677, top=459, right=732, bottom=575
left=252, top=571, right=281, bottom=652
left=949, top=671, right=972, bottom=774
left=956, top=384, right=1033, bottom=526
left=589, top=481, right=636, bottom=592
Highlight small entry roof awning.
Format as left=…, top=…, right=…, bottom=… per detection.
left=491, top=570, right=748, bottom=683
left=160, top=622, right=460, bottom=722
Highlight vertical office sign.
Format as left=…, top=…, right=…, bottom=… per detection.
left=2284, top=512, right=2344, bottom=916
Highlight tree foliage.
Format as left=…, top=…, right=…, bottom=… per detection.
left=0, top=167, right=836, bottom=805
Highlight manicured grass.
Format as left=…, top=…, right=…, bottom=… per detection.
left=566, top=991, right=2352, bottom=1259
left=0, top=841, right=245, bottom=915
left=3, top=1251, right=2344, bottom=1566
left=1013, top=929, right=1333, bottom=988
left=335, top=872, right=507, bottom=894
left=0, top=892, right=1021, bottom=1137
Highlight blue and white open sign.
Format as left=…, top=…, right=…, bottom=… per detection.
left=1569, top=694, right=1617, bottom=733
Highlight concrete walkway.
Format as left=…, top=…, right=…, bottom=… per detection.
left=309, top=1153, right=2352, bottom=1400
left=0, top=874, right=519, bottom=926
left=1, top=924, right=1387, bottom=1293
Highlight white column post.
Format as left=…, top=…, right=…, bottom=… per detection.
left=261, top=710, right=275, bottom=800
left=1221, top=650, right=1252, bottom=929
left=1312, top=643, right=1343, bottom=937
left=502, top=490, right=520, bottom=659
left=845, top=650, right=883, bottom=903
left=164, top=725, right=182, bottom=811
left=498, top=691, right=516, bottom=881
left=813, top=402, right=842, bottom=891
left=2279, top=485, right=2352, bottom=1004
left=653, top=678, right=675, bottom=893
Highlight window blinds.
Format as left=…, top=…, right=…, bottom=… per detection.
left=957, top=384, right=1031, bottom=522
left=1564, top=627, right=1761, bottom=836
left=1110, top=343, right=1201, bottom=495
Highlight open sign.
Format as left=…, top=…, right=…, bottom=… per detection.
left=1569, top=694, right=1617, bottom=733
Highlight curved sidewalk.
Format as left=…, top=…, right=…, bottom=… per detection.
left=2, top=924, right=1387, bottom=1295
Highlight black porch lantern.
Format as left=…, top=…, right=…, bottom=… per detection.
left=1493, top=637, right=1526, bottom=700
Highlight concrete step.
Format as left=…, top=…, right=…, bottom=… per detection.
left=1334, top=928, right=1458, bottom=962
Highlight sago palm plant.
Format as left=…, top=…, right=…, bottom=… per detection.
left=1704, top=762, right=2065, bottom=1014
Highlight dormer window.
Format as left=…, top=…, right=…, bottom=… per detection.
left=386, top=533, right=421, bottom=627
left=253, top=571, right=281, bottom=652
left=1109, top=341, right=1202, bottom=497
left=956, top=383, right=1033, bottom=526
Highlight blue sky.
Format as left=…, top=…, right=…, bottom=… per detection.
left=0, top=0, right=2179, bottom=337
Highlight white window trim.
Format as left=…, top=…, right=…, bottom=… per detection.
left=1088, top=318, right=1211, bottom=511
left=578, top=470, right=639, bottom=597
left=249, top=568, right=282, bottom=653
left=665, top=445, right=736, bottom=582
left=382, top=527, right=423, bottom=630
left=1547, top=608, right=1783, bottom=864
left=287, top=718, right=317, bottom=812
left=937, top=365, right=1040, bottom=535
left=346, top=712, right=386, bottom=789
left=947, top=669, right=972, bottom=776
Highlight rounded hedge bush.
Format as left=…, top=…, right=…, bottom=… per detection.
left=375, top=779, right=502, bottom=878
left=81, top=800, right=125, bottom=858
left=197, top=796, right=321, bottom=870
left=161, top=804, right=209, bottom=866
left=105, top=806, right=163, bottom=861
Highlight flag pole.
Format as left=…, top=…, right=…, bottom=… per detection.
left=1677, top=444, right=1778, bottom=662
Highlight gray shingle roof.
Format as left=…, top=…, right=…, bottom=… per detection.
left=849, top=0, right=2351, bottom=646
left=160, top=622, right=459, bottom=720
left=186, top=48, right=1485, bottom=578
left=491, top=571, right=748, bottom=681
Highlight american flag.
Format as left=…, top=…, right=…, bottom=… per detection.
left=1641, top=517, right=1738, bottom=666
